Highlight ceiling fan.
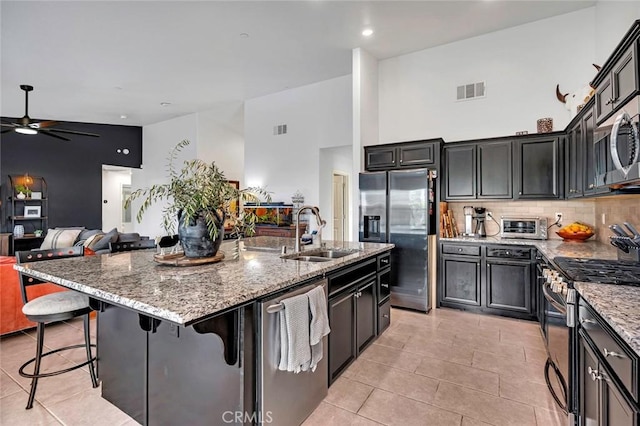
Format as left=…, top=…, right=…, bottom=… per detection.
left=1, top=85, right=100, bottom=141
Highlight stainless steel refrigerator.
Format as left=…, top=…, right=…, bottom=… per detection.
left=359, top=169, right=437, bottom=312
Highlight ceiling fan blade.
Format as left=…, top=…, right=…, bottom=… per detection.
left=48, top=128, right=100, bottom=137
left=39, top=129, right=71, bottom=141
left=1, top=123, right=17, bottom=128
left=32, top=120, right=59, bottom=129
left=1, top=129, right=15, bottom=134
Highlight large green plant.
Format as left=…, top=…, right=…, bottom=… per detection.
left=125, top=140, right=270, bottom=240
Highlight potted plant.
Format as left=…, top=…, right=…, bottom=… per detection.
left=126, top=140, right=270, bottom=258
left=14, top=184, right=32, bottom=199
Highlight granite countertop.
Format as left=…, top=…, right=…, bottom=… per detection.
left=14, top=237, right=393, bottom=326
left=573, top=282, right=640, bottom=356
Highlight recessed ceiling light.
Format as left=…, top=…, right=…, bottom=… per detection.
left=239, top=33, right=249, bottom=38
left=120, top=114, right=128, bottom=119
left=160, top=102, right=171, bottom=107
left=362, top=28, right=374, bottom=37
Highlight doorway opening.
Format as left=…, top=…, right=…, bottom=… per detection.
left=332, top=172, right=349, bottom=243
left=101, top=165, right=133, bottom=232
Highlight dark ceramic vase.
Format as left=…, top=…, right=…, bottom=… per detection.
left=177, top=210, right=225, bottom=258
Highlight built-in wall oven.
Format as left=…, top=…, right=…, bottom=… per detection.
left=537, top=254, right=576, bottom=422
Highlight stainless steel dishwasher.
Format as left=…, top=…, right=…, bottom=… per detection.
left=258, top=278, right=328, bottom=426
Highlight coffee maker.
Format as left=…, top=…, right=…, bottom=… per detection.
left=473, top=207, right=487, bottom=237
left=463, top=206, right=475, bottom=236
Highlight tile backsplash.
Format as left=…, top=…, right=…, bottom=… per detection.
left=447, top=195, right=640, bottom=242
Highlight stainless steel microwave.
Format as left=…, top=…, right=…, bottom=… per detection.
left=595, top=110, right=640, bottom=188
left=500, top=216, right=548, bottom=240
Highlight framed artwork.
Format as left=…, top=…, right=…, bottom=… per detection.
left=24, top=205, right=41, bottom=218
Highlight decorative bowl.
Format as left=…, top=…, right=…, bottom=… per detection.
left=556, top=229, right=594, bottom=241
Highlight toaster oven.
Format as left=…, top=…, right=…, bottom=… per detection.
left=500, top=216, right=548, bottom=240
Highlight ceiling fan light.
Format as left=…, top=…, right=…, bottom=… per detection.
left=15, top=127, right=38, bottom=135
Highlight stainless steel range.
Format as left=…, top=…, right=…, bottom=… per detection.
left=540, top=255, right=640, bottom=421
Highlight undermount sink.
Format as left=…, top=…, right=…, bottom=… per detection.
left=281, top=248, right=359, bottom=262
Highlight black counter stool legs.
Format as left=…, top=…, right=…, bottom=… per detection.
left=16, top=247, right=99, bottom=409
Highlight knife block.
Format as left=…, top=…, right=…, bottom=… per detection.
left=617, top=247, right=640, bottom=262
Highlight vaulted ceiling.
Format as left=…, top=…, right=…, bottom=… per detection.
left=1, top=1, right=595, bottom=126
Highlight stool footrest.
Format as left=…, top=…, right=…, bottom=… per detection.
left=18, top=344, right=97, bottom=379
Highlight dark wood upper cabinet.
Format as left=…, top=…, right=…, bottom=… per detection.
left=477, top=141, right=512, bottom=199
left=443, top=144, right=476, bottom=199
left=582, top=106, right=598, bottom=196
left=364, top=140, right=441, bottom=171
left=514, top=135, right=562, bottom=199
left=365, top=146, right=397, bottom=170
left=566, top=118, right=583, bottom=198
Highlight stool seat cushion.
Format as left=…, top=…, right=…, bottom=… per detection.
left=22, top=291, right=90, bottom=317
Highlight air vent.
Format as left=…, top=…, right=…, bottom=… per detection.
left=273, top=124, right=288, bottom=135
left=456, top=81, right=486, bottom=101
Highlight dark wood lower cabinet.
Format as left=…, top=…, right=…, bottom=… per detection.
left=578, top=332, right=638, bottom=426
left=441, top=255, right=481, bottom=306
left=328, top=290, right=357, bottom=383
left=439, top=243, right=535, bottom=320
left=356, top=279, right=377, bottom=353
left=485, top=260, right=532, bottom=313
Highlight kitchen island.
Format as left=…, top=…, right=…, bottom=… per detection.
left=14, top=237, right=393, bottom=425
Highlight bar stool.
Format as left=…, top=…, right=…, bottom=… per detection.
left=16, top=246, right=99, bottom=409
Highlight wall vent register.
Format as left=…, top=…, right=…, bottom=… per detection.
left=456, top=81, right=486, bottom=101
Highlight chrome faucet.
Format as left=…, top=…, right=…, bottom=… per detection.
left=295, top=206, right=326, bottom=252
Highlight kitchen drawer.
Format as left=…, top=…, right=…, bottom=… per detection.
left=442, top=244, right=480, bottom=256
left=579, top=300, right=637, bottom=400
left=485, top=246, right=532, bottom=260
left=377, top=299, right=391, bottom=335
left=377, top=252, right=391, bottom=270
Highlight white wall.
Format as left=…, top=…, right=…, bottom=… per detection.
left=196, top=102, right=245, bottom=183
left=379, top=7, right=599, bottom=142
left=319, top=146, right=353, bottom=241
left=594, top=2, right=640, bottom=64
left=244, top=75, right=352, bottom=205
left=352, top=48, right=379, bottom=241
left=133, top=114, right=198, bottom=238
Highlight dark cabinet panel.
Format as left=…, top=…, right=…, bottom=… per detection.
left=485, top=260, right=532, bottom=313
left=579, top=334, right=601, bottom=426
left=443, top=144, right=476, bottom=199
left=377, top=299, right=391, bottom=335
left=567, top=119, right=583, bottom=198
left=582, top=107, right=597, bottom=195
left=399, top=143, right=435, bottom=167
left=477, top=141, right=512, bottom=199
left=356, top=279, right=377, bottom=354
left=595, top=76, right=615, bottom=124
left=441, top=255, right=481, bottom=306
left=602, top=367, right=636, bottom=426
left=328, top=291, right=356, bottom=383
left=611, top=45, right=638, bottom=115
left=514, top=136, right=562, bottom=199
left=365, top=146, right=397, bottom=170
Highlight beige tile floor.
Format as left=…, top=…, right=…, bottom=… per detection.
left=0, top=308, right=566, bottom=425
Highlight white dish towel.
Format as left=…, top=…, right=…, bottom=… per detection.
left=307, top=286, right=331, bottom=372
left=278, top=293, right=311, bottom=373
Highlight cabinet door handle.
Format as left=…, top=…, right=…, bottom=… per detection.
left=580, top=318, right=596, bottom=325
left=381, top=283, right=389, bottom=288
left=604, top=348, right=624, bottom=358
left=458, top=248, right=463, bottom=252
left=605, top=98, right=615, bottom=105
left=588, top=366, right=602, bottom=381
left=382, top=314, right=390, bottom=318
left=518, top=191, right=522, bottom=195
left=588, top=184, right=594, bottom=189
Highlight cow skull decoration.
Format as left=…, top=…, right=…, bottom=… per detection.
left=556, top=64, right=602, bottom=117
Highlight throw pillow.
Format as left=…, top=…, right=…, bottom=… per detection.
left=77, top=229, right=102, bottom=242
left=84, top=233, right=105, bottom=249
left=40, top=229, right=83, bottom=250
left=91, top=228, right=119, bottom=252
